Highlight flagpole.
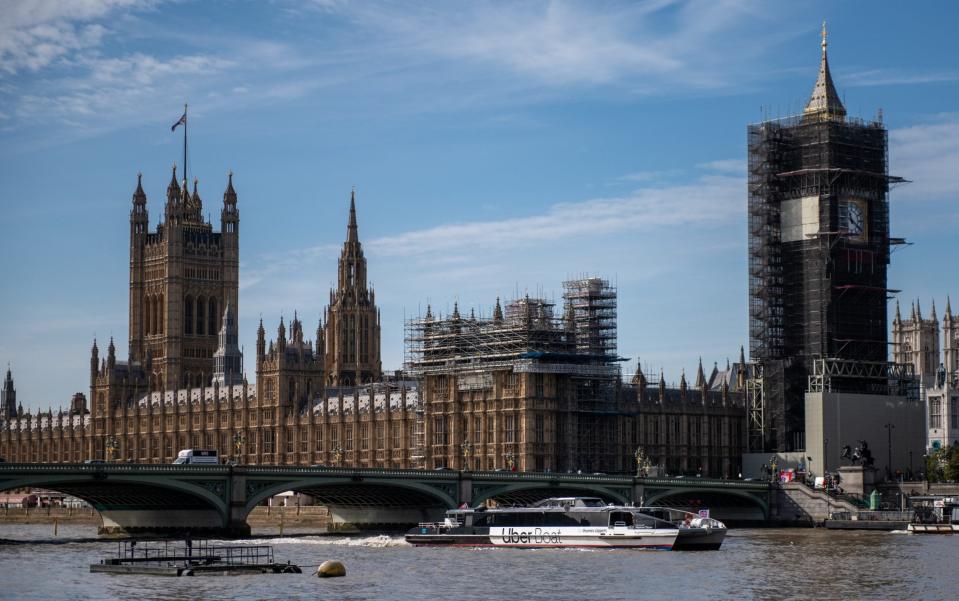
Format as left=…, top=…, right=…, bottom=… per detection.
left=183, top=103, right=188, bottom=185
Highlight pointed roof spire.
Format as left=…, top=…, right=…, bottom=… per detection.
left=695, top=357, right=705, bottom=388
left=223, top=170, right=237, bottom=204
left=894, top=299, right=902, bottom=323
left=347, top=187, right=358, bottom=243
left=739, top=345, right=746, bottom=365
left=133, top=171, right=146, bottom=204
left=932, top=299, right=938, bottom=321
left=917, top=298, right=923, bottom=321
left=911, top=301, right=917, bottom=321
left=803, top=21, right=846, bottom=122
left=425, top=304, right=433, bottom=320
left=167, top=163, right=180, bottom=196
left=679, top=369, right=688, bottom=394
left=452, top=301, right=461, bottom=320
left=947, top=296, right=953, bottom=319
left=493, top=297, right=503, bottom=323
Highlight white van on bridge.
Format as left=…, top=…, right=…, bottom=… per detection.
left=173, top=449, right=219, bottom=465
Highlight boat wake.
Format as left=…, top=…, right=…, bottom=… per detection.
left=221, top=534, right=408, bottom=547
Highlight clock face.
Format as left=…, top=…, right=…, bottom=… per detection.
left=846, top=201, right=865, bottom=238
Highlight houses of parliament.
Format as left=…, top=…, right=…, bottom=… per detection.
left=0, top=163, right=747, bottom=476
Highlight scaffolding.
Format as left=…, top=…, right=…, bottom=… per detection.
left=404, top=289, right=622, bottom=472
left=746, top=112, right=904, bottom=452
left=562, top=277, right=618, bottom=362
left=404, top=297, right=576, bottom=378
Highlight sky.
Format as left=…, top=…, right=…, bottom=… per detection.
left=1, top=0, right=958, bottom=411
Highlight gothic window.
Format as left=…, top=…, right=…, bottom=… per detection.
left=196, top=296, right=205, bottom=336
left=288, top=378, right=295, bottom=405
left=433, top=417, right=446, bottom=446
left=158, top=294, right=164, bottom=334
left=504, top=415, right=516, bottom=444
left=534, top=414, right=545, bottom=444
left=361, top=424, right=369, bottom=450
left=376, top=423, right=384, bottom=449
left=184, top=295, right=194, bottom=335
left=209, top=298, right=218, bottom=335
left=145, top=295, right=153, bottom=335
left=391, top=422, right=400, bottom=449
left=345, top=424, right=354, bottom=450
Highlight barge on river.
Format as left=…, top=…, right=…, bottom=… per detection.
left=90, top=540, right=302, bottom=576
left=406, top=497, right=726, bottom=550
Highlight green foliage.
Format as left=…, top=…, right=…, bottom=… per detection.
left=926, top=442, right=959, bottom=482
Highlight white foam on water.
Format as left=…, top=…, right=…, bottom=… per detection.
left=221, top=534, right=408, bottom=547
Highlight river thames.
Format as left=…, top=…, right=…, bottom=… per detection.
left=0, top=524, right=953, bottom=600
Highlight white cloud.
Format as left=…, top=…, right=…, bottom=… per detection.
left=320, top=0, right=766, bottom=91
left=843, top=69, right=959, bottom=88
left=698, top=159, right=745, bottom=174
left=0, top=0, right=155, bottom=75
left=889, top=117, right=959, bottom=201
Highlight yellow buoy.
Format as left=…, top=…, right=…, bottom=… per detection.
left=316, top=560, right=346, bottom=578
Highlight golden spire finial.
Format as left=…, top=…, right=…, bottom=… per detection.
left=821, top=20, right=827, bottom=53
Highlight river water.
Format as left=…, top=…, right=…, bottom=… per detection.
left=0, top=524, right=954, bottom=600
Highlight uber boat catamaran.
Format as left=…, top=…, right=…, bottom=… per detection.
left=406, top=497, right=726, bottom=550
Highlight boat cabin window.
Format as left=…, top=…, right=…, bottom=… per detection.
left=608, top=512, right=634, bottom=527
left=473, top=511, right=580, bottom=528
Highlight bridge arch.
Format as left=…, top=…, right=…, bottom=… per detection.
left=644, top=487, right=768, bottom=520
left=0, top=471, right=232, bottom=535
left=242, top=477, right=459, bottom=517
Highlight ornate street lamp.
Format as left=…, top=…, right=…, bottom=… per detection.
left=332, top=445, right=344, bottom=467
left=105, top=435, right=118, bottom=463
left=634, top=446, right=651, bottom=477
left=505, top=449, right=515, bottom=472
left=461, top=440, right=474, bottom=470
left=232, top=433, right=245, bottom=465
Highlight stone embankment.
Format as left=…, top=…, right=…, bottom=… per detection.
left=0, top=505, right=331, bottom=529
left=775, top=481, right=860, bottom=524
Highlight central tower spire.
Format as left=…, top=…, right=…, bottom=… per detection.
left=803, top=21, right=846, bottom=122
left=323, top=189, right=382, bottom=387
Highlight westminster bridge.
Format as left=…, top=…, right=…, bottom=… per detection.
left=0, top=464, right=772, bottom=536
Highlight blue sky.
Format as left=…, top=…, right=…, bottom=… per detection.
left=2, top=0, right=958, bottom=410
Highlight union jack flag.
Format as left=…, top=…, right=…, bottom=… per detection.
left=171, top=112, right=187, bottom=131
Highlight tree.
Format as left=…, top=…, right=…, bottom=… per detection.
left=926, top=442, right=959, bottom=482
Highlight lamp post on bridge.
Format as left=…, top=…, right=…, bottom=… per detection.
left=232, top=433, right=245, bottom=465
left=332, top=445, right=344, bottom=467
left=884, top=423, right=895, bottom=479
left=105, top=435, right=118, bottom=463
left=505, top=449, right=515, bottom=472
left=634, top=446, right=651, bottom=477
left=461, top=440, right=473, bottom=471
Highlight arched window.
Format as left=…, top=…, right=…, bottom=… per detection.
left=145, top=295, right=153, bottom=335
left=158, top=294, right=164, bottom=334
left=196, top=296, right=205, bottom=336
left=184, top=295, right=194, bottom=335
left=209, top=297, right=218, bottom=335
left=152, top=295, right=159, bottom=335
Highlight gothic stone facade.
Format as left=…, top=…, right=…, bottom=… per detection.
left=419, top=361, right=746, bottom=477
left=892, top=298, right=959, bottom=449
left=129, top=168, right=240, bottom=392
